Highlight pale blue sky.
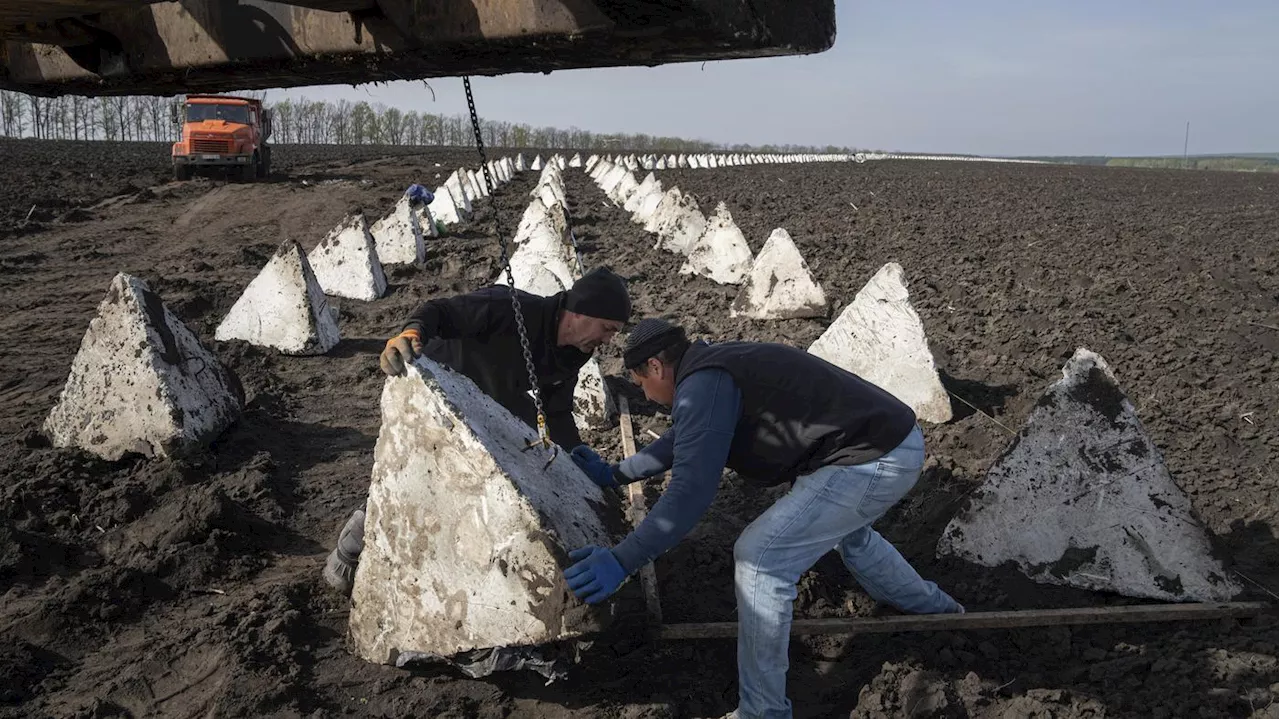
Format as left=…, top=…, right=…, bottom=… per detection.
left=274, top=1, right=1278, bottom=156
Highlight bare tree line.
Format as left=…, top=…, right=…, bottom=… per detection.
left=0, top=91, right=852, bottom=154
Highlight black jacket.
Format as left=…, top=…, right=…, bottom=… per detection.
left=403, top=286, right=588, bottom=447
left=676, top=340, right=917, bottom=485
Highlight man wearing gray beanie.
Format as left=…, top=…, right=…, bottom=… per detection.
left=564, top=318, right=961, bottom=719
left=323, top=267, right=630, bottom=595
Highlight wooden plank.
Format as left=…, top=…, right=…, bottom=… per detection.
left=618, top=395, right=638, bottom=458
left=657, top=602, right=1274, bottom=640
left=617, top=395, right=662, bottom=625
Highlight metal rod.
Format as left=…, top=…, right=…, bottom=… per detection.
left=657, top=602, right=1273, bottom=640
left=1183, top=121, right=1191, bottom=169
left=618, top=395, right=663, bottom=625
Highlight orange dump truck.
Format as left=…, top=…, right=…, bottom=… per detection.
left=171, top=95, right=272, bottom=181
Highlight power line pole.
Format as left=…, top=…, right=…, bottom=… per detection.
left=1183, top=121, right=1190, bottom=169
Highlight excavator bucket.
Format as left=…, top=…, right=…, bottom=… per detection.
left=0, top=1, right=835, bottom=97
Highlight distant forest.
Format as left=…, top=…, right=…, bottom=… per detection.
left=0, top=90, right=851, bottom=154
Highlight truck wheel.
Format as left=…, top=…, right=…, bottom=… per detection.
left=239, top=154, right=258, bottom=182
left=259, top=146, right=272, bottom=179
left=174, top=165, right=191, bottom=181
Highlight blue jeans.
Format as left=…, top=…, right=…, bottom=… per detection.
left=733, top=425, right=960, bottom=719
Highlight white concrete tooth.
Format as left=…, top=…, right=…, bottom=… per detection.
left=216, top=239, right=341, bottom=355
left=589, top=159, right=613, bottom=182
left=43, top=273, right=242, bottom=461
left=530, top=154, right=544, bottom=171
left=624, top=173, right=659, bottom=214
left=308, top=213, right=389, bottom=302
left=466, top=169, right=487, bottom=199
left=729, top=228, right=827, bottom=320
left=370, top=194, right=428, bottom=264
left=937, top=349, right=1240, bottom=602
left=515, top=153, right=526, bottom=172
left=609, top=172, right=640, bottom=206
left=428, top=185, right=464, bottom=228
left=597, top=165, right=628, bottom=199
left=348, top=358, right=623, bottom=665
left=649, top=189, right=706, bottom=255
left=807, top=263, right=950, bottom=422
left=445, top=172, right=474, bottom=218
left=572, top=358, right=616, bottom=433
left=631, top=181, right=666, bottom=225
left=679, top=202, right=753, bottom=285
left=568, top=153, right=583, bottom=168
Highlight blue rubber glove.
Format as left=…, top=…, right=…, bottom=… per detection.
left=569, top=445, right=617, bottom=489
left=405, top=183, right=433, bottom=206
left=564, top=546, right=627, bottom=604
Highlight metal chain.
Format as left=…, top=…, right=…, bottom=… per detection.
left=463, top=77, right=550, bottom=446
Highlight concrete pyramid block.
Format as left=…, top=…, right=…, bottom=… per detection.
left=501, top=157, right=516, bottom=180
left=807, top=263, right=950, bottom=423
left=215, top=239, right=340, bottom=355
left=649, top=190, right=707, bottom=256
left=349, top=358, right=623, bottom=664
left=308, top=213, right=389, bottom=302
left=572, top=358, right=616, bottom=432
left=499, top=258, right=572, bottom=297
left=632, top=184, right=666, bottom=225
left=589, top=159, right=613, bottom=182
left=466, top=169, right=486, bottom=199
left=655, top=157, right=668, bottom=170
left=532, top=184, right=561, bottom=216
left=531, top=155, right=544, bottom=171
left=500, top=204, right=578, bottom=296
left=44, top=273, right=242, bottom=461
left=679, top=202, right=753, bottom=285
left=937, top=349, right=1240, bottom=602
left=641, top=156, right=655, bottom=170
left=515, top=153, right=526, bottom=172
left=730, top=229, right=827, bottom=320
left=568, top=153, right=582, bottom=168
left=598, top=165, right=627, bottom=196
left=370, top=194, right=427, bottom=265
left=609, top=172, right=640, bottom=206
left=429, top=185, right=464, bottom=228
left=642, top=187, right=681, bottom=233
left=584, top=155, right=599, bottom=173
left=446, top=171, right=475, bottom=216
left=624, top=173, right=660, bottom=214
left=515, top=199, right=570, bottom=249
left=677, top=154, right=689, bottom=168
left=514, top=197, right=552, bottom=244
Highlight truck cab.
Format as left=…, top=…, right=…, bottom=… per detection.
left=171, top=95, right=272, bottom=181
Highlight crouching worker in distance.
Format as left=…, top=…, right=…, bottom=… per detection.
left=323, top=267, right=631, bottom=594
left=564, top=318, right=962, bottom=719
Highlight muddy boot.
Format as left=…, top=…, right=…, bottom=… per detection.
left=323, top=507, right=366, bottom=595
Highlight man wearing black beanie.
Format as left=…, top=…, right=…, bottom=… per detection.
left=564, top=318, right=961, bottom=719
left=323, top=267, right=630, bottom=594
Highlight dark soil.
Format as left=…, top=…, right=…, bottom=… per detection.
left=0, top=140, right=1275, bottom=718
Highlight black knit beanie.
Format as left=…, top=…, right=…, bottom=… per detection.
left=624, top=318, right=688, bottom=369
left=565, top=267, right=630, bottom=323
